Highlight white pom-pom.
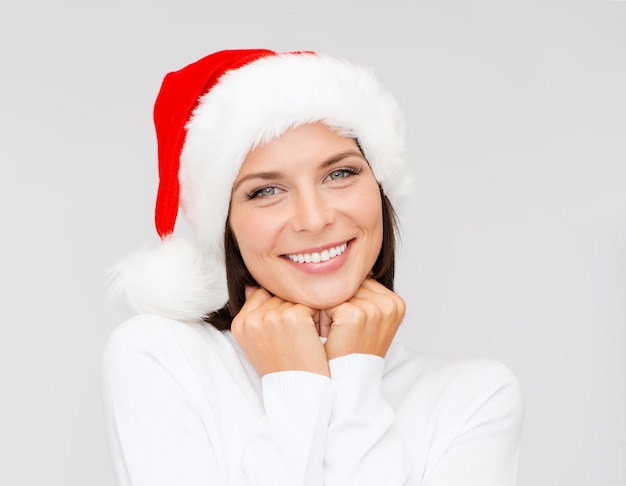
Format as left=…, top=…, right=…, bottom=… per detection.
left=107, top=237, right=227, bottom=322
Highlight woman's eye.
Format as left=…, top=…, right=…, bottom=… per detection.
left=329, top=170, right=348, bottom=180
left=326, top=167, right=361, bottom=181
left=249, top=186, right=280, bottom=198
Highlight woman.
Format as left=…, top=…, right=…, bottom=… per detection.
left=104, top=49, right=523, bottom=486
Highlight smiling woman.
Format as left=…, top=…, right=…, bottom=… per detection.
left=229, top=123, right=383, bottom=312
left=104, top=49, right=523, bottom=486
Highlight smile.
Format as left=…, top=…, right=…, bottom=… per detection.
left=285, top=242, right=349, bottom=264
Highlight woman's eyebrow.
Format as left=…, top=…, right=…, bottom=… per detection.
left=232, top=150, right=366, bottom=192
left=232, top=171, right=283, bottom=192
left=320, top=150, right=366, bottom=168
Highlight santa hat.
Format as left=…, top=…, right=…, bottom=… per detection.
left=108, top=49, right=411, bottom=322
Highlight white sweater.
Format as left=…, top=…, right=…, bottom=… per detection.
left=102, top=314, right=523, bottom=486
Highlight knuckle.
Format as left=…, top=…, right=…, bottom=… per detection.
left=377, top=294, right=396, bottom=314
left=282, top=303, right=299, bottom=317
left=347, top=303, right=366, bottom=322
left=361, top=300, right=381, bottom=320
left=263, top=308, right=282, bottom=326
left=246, top=308, right=268, bottom=328
left=230, top=317, right=242, bottom=336
left=394, top=295, right=407, bottom=317
left=284, top=304, right=308, bottom=323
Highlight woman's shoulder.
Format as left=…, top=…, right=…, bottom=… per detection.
left=384, top=340, right=524, bottom=419
left=388, top=340, right=520, bottom=381
left=102, top=314, right=231, bottom=372
left=105, top=313, right=209, bottom=348
left=382, top=343, right=523, bottom=481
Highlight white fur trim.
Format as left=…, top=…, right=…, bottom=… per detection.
left=107, top=237, right=227, bottom=322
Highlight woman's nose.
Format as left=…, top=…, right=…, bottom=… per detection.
left=290, top=190, right=334, bottom=233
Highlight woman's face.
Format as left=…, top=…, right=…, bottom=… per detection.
left=229, top=122, right=383, bottom=309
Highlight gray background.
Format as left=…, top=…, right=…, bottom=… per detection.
left=1, top=1, right=624, bottom=485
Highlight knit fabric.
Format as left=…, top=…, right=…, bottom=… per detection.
left=102, top=315, right=523, bottom=486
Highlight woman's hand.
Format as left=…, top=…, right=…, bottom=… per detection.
left=231, top=287, right=330, bottom=377
left=323, top=279, right=406, bottom=361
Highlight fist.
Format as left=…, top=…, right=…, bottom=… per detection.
left=231, top=288, right=330, bottom=377
left=323, top=279, right=406, bottom=360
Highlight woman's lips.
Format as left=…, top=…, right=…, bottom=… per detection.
left=281, top=240, right=353, bottom=274
left=284, top=241, right=349, bottom=264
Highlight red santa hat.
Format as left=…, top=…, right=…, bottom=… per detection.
left=109, top=49, right=411, bottom=322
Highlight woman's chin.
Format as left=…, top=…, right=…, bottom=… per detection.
left=277, top=285, right=359, bottom=310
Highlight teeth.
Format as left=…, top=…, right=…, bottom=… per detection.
left=287, top=242, right=348, bottom=264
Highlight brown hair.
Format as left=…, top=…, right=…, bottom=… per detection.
left=205, top=186, right=399, bottom=330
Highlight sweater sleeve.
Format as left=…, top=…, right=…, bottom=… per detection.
left=421, top=361, right=524, bottom=486
left=101, top=316, right=335, bottom=486
left=242, top=371, right=334, bottom=486
left=323, top=354, right=409, bottom=486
